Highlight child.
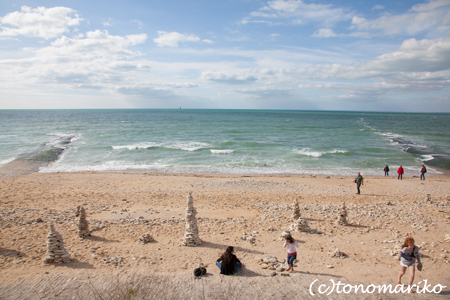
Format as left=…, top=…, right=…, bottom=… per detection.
left=283, top=235, right=299, bottom=273
left=398, top=236, right=422, bottom=291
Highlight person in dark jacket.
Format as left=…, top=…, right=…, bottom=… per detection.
left=420, top=165, right=427, bottom=180
left=354, top=172, right=364, bottom=194
left=216, top=246, right=242, bottom=275
left=384, top=165, right=389, bottom=176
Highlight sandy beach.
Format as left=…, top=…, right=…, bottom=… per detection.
left=1, top=171, right=450, bottom=299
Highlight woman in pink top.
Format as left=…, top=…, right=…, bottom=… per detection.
left=283, top=235, right=299, bottom=273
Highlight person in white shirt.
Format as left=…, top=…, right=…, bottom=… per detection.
left=283, top=235, right=299, bottom=273
left=398, top=236, right=422, bottom=291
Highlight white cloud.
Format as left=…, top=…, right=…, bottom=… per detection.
left=0, top=6, right=82, bottom=39
left=351, top=0, right=450, bottom=36
left=312, top=28, right=337, bottom=38
left=153, top=31, right=201, bottom=47
left=362, top=38, right=450, bottom=73
left=45, top=30, right=147, bottom=58
left=237, top=87, right=294, bottom=98
left=286, top=37, right=450, bottom=102
left=372, top=5, right=385, bottom=10
left=103, top=18, right=115, bottom=27
left=202, top=72, right=258, bottom=84
left=242, top=0, right=354, bottom=27
left=0, top=30, right=148, bottom=92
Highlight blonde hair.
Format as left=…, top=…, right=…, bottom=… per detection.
left=402, top=236, right=415, bottom=248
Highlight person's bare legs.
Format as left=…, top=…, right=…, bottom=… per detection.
left=408, top=265, right=416, bottom=292
left=398, top=266, right=407, bottom=285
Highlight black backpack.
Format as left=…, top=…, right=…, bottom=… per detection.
left=194, top=267, right=207, bottom=277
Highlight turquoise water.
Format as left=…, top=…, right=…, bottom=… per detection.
left=0, top=109, right=449, bottom=176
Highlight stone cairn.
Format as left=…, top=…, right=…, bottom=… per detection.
left=291, top=198, right=301, bottom=220
left=290, top=198, right=312, bottom=232
left=43, top=224, right=71, bottom=264
left=76, top=205, right=90, bottom=238
left=290, top=217, right=311, bottom=232
left=336, top=202, right=348, bottom=226
left=182, top=192, right=202, bottom=246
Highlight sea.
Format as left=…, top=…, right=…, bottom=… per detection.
left=0, top=109, right=449, bottom=176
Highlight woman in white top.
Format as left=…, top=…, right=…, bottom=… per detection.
left=398, top=236, right=422, bottom=291
left=283, top=235, right=299, bottom=273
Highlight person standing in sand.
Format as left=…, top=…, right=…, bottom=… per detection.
left=216, top=246, right=242, bottom=275
left=398, top=237, right=422, bottom=292
left=284, top=235, right=299, bottom=273
left=384, top=164, right=389, bottom=176
left=420, top=165, right=427, bottom=180
left=354, top=172, right=364, bottom=194
left=397, top=165, right=404, bottom=180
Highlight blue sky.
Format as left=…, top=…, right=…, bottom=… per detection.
left=0, top=0, right=449, bottom=111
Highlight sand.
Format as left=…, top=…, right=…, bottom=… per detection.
left=1, top=171, right=450, bottom=298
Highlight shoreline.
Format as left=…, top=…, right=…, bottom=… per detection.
left=1, top=163, right=449, bottom=179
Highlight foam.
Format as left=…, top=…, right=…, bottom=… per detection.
left=293, top=148, right=347, bottom=158
left=210, top=149, right=234, bottom=154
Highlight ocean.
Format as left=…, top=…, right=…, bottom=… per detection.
left=0, top=109, right=449, bottom=176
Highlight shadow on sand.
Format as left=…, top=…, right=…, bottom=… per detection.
left=198, top=241, right=265, bottom=256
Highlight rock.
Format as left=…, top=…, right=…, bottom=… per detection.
left=444, top=234, right=450, bottom=243
left=328, top=248, right=348, bottom=259
left=138, top=234, right=154, bottom=244
left=270, top=271, right=277, bottom=276
left=267, top=226, right=277, bottom=232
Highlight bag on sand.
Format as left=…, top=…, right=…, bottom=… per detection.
left=194, top=267, right=207, bottom=277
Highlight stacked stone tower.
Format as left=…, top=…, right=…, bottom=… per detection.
left=76, top=205, right=90, bottom=238
left=291, top=198, right=301, bottom=220
left=43, top=224, right=71, bottom=263
left=181, top=192, right=202, bottom=246
left=336, top=202, right=348, bottom=226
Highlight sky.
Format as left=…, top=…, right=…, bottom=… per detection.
left=0, top=0, right=450, bottom=112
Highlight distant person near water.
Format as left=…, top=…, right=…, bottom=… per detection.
left=384, top=165, right=389, bottom=176
left=397, top=165, right=404, bottom=180
left=354, top=172, right=364, bottom=194
left=420, top=165, right=427, bottom=180
left=398, top=237, right=422, bottom=291
left=216, top=246, right=242, bottom=275
left=283, top=235, right=299, bottom=273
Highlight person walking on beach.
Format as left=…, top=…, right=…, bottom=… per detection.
left=216, top=246, right=242, bottom=275
left=354, top=172, right=364, bottom=194
left=398, top=237, right=422, bottom=292
left=420, top=165, right=427, bottom=180
left=397, top=165, right=404, bottom=180
left=284, top=235, right=299, bottom=273
left=384, top=165, right=389, bottom=176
